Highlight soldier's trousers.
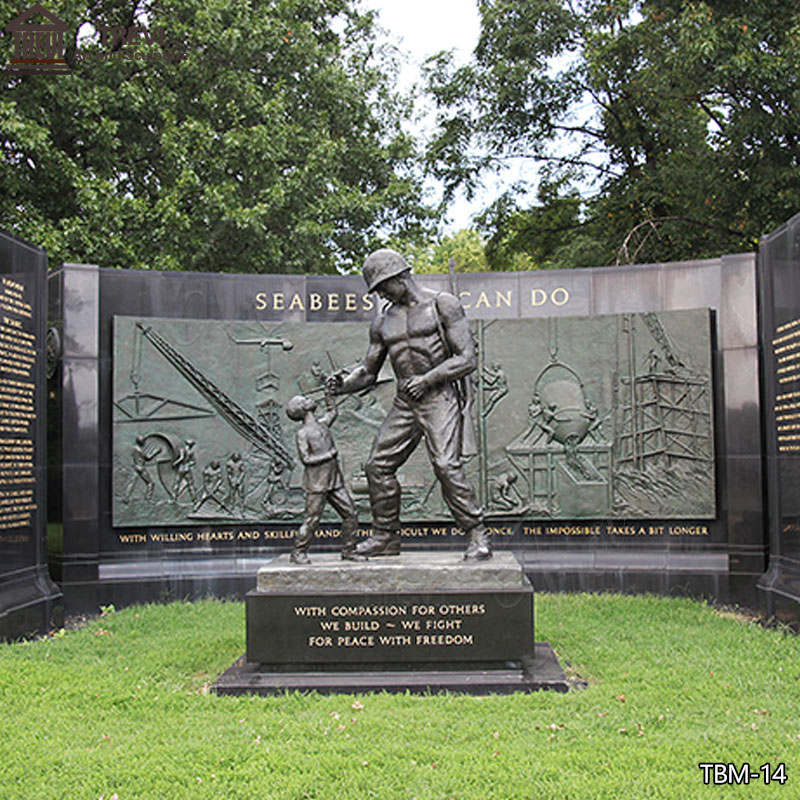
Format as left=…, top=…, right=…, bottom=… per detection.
left=365, top=385, right=483, bottom=535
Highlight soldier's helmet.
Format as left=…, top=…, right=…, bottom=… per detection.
left=285, top=395, right=309, bottom=421
left=362, top=249, right=411, bottom=292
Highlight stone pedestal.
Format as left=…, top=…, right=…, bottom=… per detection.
left=214, top=552, right=567, bottom=695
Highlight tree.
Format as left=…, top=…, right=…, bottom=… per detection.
left=475, top=179, right=607, bottom=270
left=1, top=0, right=437, bottom=273
left=403, top=227, right=489, bottom=273
left=426, top=0, right=800, bottom=266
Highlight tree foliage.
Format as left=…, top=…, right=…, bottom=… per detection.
left=403, top=227, right=489, bottom=273
left=1, top=0, right=437, bottom=273
left=426, top=0, right=800, bottom=266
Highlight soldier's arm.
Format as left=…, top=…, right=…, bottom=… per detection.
left=420, top=293, right=477, bottom=388
left=327, top=315, right=387, bottom=395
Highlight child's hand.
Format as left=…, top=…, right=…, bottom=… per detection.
left=326, top=373, right=343, bottom=395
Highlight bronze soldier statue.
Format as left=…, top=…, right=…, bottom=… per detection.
left=328, top=248, right=491, bottom=560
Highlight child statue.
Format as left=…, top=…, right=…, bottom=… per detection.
left=285, top=385, right=364, bottom=564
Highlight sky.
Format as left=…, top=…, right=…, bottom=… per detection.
left=367, top=0, right=480, bottom=73
left=363, top=1, right=601, bottom=236
left=363, top=0, right=535, bottom=233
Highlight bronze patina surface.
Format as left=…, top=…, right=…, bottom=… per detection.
left=112, top=307, right=714, bottom=527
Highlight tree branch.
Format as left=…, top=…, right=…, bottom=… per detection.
left=616, top=215, right=752, bottom=265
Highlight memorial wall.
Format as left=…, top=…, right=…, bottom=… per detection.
left=48, top=253, right=764, bottom=612
left=0, top=230, right=60, bottom=638
left=758, top=211, right=800, bottom=623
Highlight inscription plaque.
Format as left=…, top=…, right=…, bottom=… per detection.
left=0, top=275, right=38, bottom=536
left=0, top=230, right=60, bottom=638
left=758, top=213, right=800, bottom=623
left=246, top=552, right=534, bottom=667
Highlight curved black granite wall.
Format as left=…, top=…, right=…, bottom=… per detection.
left=48, top=253, right=765, bottom=614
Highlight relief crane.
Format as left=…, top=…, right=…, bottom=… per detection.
left=136, top=323, right=295, bottom=470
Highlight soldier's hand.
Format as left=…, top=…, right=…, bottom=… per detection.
left=399, top=375, right=428, bottom=401
left=326, top=373, right=344, bottom=395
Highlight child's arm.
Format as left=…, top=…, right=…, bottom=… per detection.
left=319, top=384, right=338, bottom=427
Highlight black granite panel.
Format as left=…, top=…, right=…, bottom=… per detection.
left=61, top=359, right=99, bottom=463
left=727, top=547, right=767, bottom=579
left=62, top=464, right=100, bottom=522
left=60, top=551, right=100, bottom=584
left=453, top=272, right=521, bottom=319
left=724, top=456, right=766, bottom=547
left=98, top=268, right=312, bottom=325
left=47, top=272, right=64, bottom=527
left=246, top=588, right=534, bottom=666
left=237, top=273, right=310, bottom=322
left=150, top=271, right=227, bottom=320
left=526, top=567, right=733, bottom=600
left=721, top=348, right=762, bottom=456
left=757, top=212, right=800, bottom=617
left=304, top=275, right=375, bottom=322
left=46, top=250, right=769, bottom=611
left=414, top=274, right=451, bottom=295
left=776, top=458, right=800, bottom=564
left=0, top=230, right=61, bottom=638
left=61, top=264, right=99, bottom=358
left=58, top=265, right=102, bottom=609
left=48, top=267, right=63, bottom=328
left=769, top=235, right=800, bottom=326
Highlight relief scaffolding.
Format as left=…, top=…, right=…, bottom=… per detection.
left=616, top=313, right=713, bottom=471
left=616, top=373, right=712, bottom=470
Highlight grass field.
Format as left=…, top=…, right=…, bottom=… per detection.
left=0, top=594, right=797, bottom=799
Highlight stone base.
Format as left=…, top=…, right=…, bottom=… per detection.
left=0, top=567, right=62, bottom=641
left=232, top=551, right=557, bottom=693
left=213, top=642, right=568, bottom=696
left=758, top=559, right=800, bottom=630
left=246, top=552, right=534, bottom=667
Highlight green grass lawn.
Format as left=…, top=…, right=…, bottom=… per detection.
left=0, top=594, right=797, bottom=799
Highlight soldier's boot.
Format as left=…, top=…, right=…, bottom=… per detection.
left=341, top=544, right=367, bottom=561
left=463, top=525, right=492, bottom=561
left=355, top=529, right=400, bottom=557
left=341, top=521, right=367, bottom=561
